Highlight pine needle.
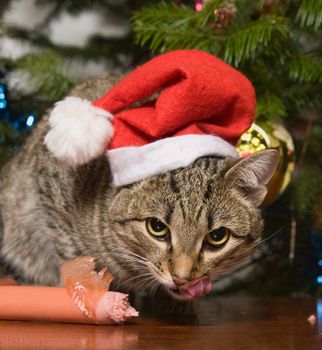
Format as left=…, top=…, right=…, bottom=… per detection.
left=296, top=0, right=322, bottom=30
left=16, top=51, right=76, bottom=101
left=224, top=15, right=289, bottom=66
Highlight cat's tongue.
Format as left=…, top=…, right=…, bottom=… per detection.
left=177, top=276, right=212, bottom=299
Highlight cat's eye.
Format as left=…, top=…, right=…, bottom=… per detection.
left=205, top=227, right=230, bottom=248
left=146, top=218, right=169, bottom=239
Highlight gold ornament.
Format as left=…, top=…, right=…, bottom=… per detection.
left=236, top=121, right=295, bottom=205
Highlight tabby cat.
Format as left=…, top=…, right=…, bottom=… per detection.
left=0, top=74, right=279, bottom=300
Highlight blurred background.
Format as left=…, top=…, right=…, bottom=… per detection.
left=0, top=0, right=321, bottom=297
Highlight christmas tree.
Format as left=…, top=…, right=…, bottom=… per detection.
left=132, top=0, right=322, bottom=295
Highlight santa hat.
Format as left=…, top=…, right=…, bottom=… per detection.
left=45, top=50, right=256, bottom=187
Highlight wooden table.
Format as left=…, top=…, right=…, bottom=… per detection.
left=0, top=297, right=320, bottom=350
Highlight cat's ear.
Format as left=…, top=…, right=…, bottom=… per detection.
left=224, top=149, right=280, bottom=206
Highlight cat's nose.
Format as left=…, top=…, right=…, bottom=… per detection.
left=173, top=275, right=189, bottom=286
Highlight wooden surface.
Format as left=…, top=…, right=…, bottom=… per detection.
left=0, top=297, right=320, bottom=350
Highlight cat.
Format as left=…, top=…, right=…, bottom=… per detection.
left=0, top=73, right=279, bottom=300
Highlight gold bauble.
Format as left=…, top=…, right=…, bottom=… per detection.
left=236, top=121, right=295, bottom=206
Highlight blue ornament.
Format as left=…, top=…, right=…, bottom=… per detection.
left=12, top=113, right=37, bottom=131
left=0, top=70, right=38, bottom=133
left=311, top=228, right=322, bottom=285
left=0, top=83, right=10, bottom=122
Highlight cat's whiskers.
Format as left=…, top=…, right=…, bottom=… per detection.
left=118, top=256, right=148, bottom=272
left=139, top=275, right=159, bottom=295
left=102, top=252, right=148, bottom=273
left=107, top=244, right=169, bottom=294
left=105, top=244, right=158, bottom=282
left=107, top=246, right=152, bottom=271
left=111, top=266, right=154, bottom=290
left=108, top=243, right=149, bottom=262
left=110, top=252, right=148, bottom=267
left=100, top=251, right=150, bottom=289
left=103, top=222, right=281, bottom=298
left=150, top=279, right=161, bottom=297
left=118, top=272, right=156, bottom=288
left=255, top=227, right=283, bottom=249
left=119, top=257, right=164, bottom=294
left=210, top=227, right=284, bottom=281
left=102, top=246, right=150, bottom=268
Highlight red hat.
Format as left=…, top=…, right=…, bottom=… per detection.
left=45, top=50, right=255, bottom=186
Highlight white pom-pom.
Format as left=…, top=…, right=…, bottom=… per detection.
left=44, top=97, right=114, bottom=166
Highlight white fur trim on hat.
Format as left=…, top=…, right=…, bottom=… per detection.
left=44, top=96, right=114, bottom=166
left=107, top=134, right=238, bottom=187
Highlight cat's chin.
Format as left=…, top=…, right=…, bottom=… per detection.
left=165, top=287, right=196, bottom=301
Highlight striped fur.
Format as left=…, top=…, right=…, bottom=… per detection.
left=0, top=74, right=275, bottom=299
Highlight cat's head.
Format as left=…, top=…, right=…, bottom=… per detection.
left=108, top=149, right=279, bottom=299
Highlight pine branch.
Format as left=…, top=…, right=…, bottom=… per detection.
left=0, top=122, right=17, bottom=144
left=134, top=2, right=240, bottom=53
left=136, top=23, right=222, bottom=53
left=291, top=121, right=322, bottom=219
left=288, top=53, right=322, bottom=83
left=223, top=15, right=289, bottom=66
left=296, top=0, right=322, bottom=30
left=16, top=51, right=76, bottom=102
left=194, top=0, right=229, bottom=28
left=0, top=121, right=19, bottom=166
left=295, top=118, right=313, bottom=172
left=0, top=57, right=17, bottom=72
left=133, top=2, right=196, bottom=51
left=282, top=82, right=322, bottom=111
left=133, top=4, right=290, bottom=66
left=291, top=164, right=322, bottom=219
left=133, top=2, right=196, bottom=27
left=256, top=92, right=287, bottom=121
left=309, top=125, right=322, bottom=159
left=0, top=146, right=15, bottom=167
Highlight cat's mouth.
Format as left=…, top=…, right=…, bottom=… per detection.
left=167, top=276, right=213, bottom=300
